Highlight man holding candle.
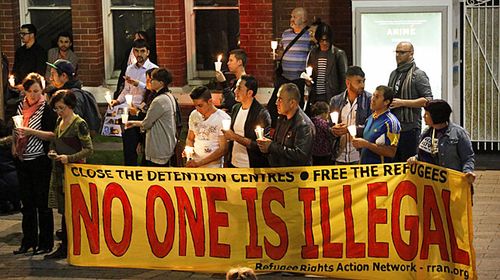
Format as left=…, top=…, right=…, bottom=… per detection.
left=352, top=85, right=400, bottom=164
left=257, top=83, right=314, bottom=167
left=268, top=7, right=312, bottom=128
left=329, top=66, right=371, bottom=165
left=215, top=49, right=247, bottom=112
left=110, top=39, right=157, bottom=166
left=185, top=86, right=230, bottom=168
left=221, top=75, right=271, bottom=168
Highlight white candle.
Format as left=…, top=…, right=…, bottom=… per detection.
left=330, top=111, right=339, bottom=124
left=306, top=66, right=313, bottom=77
left=12, top=115, right=23, bottom=128
left=8, top=75, right=15, bottom=87
left=184, top=146, right=194, bottom=161
left=104, top=92, right=112, bottom=106
left=254, top=125, right=264, bottom=140
left=40, top=76, right=46, bottom=89
left=348, top=125, right=357, bottom=137
left=222, top=119, right=231, bottom=131
left=271, top=41, right=278, bottom=60
left=121, top=113, right=129, bottom=124
left=125, top=94, right=133, bottom=107
left=214, top=54, right=222, bottom=72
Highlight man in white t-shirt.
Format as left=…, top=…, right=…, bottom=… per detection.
left=186, top=86, right=230, bottom=168
left=222, top=75, right=271, bottom=167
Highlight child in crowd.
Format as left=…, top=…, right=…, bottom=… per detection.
left=310, top=101, right=334, bottom=165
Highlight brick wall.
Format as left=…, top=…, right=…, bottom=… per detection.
left=331, top=0, right=352, bottom=64
left=0, top=0, right=20, bottom=70
left=71, top=0, right=104, bottom=87
left=239, top=0, right=274, bottom=87
left=155, top=1, right=187, bottom=87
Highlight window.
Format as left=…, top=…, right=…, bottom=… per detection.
left=102, top=0, right=155, bottom=81
left=186, top=0, right=240, bottom=80
left=19, top=0, right=72, bottom=51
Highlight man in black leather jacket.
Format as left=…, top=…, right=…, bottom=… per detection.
left=258, top=83, right=315, bottom=167
left=222, top=75, right=271, bottom=168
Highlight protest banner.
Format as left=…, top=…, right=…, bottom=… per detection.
left=64, top=162, right=475, bottom=280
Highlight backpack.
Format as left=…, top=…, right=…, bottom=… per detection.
left=71, top=88, right=102, bottom=135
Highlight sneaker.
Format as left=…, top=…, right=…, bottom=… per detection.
left=44, top=244, right=67, bottom=259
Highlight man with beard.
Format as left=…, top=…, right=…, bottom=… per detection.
left=45, top=31, right=79, bottom=82
left=329, top=66, right=371, bottom=165
left=111, top=39, right=158, bottom=166
left=388, top=41, right=432, bottom=162
left=12, top=24, right=46, bottom=85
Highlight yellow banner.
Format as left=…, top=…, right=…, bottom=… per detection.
left=64, top=162, right=475, bottom=280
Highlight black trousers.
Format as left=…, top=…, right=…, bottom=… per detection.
left=15, top=155, right=54, bottom=249
left=122, top=116, right=141, bottom=166
left=268, top=75, right=306, bottom=128
left=394, top=128, right=420, bottom=162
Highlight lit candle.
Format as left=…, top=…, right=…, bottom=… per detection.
left=214, top=54, right=222, bottom=72
left=306, top=66, right=313, bottom=77
left=12, top=115, right=23, bottom=128
left=125, top=94, right=133, bottom=107
left=222, top=119, right=231, bottom=131
left=40, top=76, right=46, bottom=89
left=104, top=92, right=112, bottom=106
left=184, top=146, right=194, bottom=161
left=271, top=40, right=278, bottom=60
left=254, top=125, right=264, bottom=140
left=8, top=75, right=15, bottom=87
left=121, top=113, right=128, bottom=124
left=330, top=111, right=339, bottom=124
left=348, top=125, right=357, bottom=138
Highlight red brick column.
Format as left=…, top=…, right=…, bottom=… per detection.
left=71, top=0, right=104, bottom=86
left=239, top=0, right=275, bottom=87
left=330, top=0, right=352, bottom=64
left=0, top=0, right=20, bottom=70
left=155, top=1, right=187, bottom=87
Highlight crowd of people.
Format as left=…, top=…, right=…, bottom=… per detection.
left=0, top=6, right=476, bottom=265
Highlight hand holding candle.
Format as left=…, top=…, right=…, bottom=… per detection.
left=306, top=66, right=313, bottom=78
left=184, top=146, right=194, bottom=161
left=330, top=111, right=339, bottom=124
left=214, top=54, right=222, bottom=72
left=222, top=119, right=231, bottom=131
left=121, top=107, right=128, bottom=124
left=254, top=125, right=264, bottom=140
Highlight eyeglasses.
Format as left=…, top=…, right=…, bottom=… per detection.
left=19, top=32, right=32, bottom=37
left=395, top=50, right=411, bottom=55
left=53, top=105, right=67, bottom=112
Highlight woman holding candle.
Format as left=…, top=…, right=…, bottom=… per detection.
left=125, top=68, right=177, bottom=167
left=304, top=23, right=348, bottom=109
left=11, top=73, right=57, bottom=255
left=45, top=89, right=93, bottom=259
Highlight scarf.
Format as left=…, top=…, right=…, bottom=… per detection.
left=388, top=58, right=416, bottom=123
left=15, top=97, right=45, bottom=159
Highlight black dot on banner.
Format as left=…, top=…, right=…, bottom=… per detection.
left=300, top=171, right=309, bottom=181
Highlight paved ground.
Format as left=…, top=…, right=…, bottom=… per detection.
left=0, top=170, right=498, bottom=279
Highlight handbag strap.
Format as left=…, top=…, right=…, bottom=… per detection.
left=279, top=26, right=310, bottom=62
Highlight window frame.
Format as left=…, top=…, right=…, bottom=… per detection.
left=19, top=0, right=71, bottom=33
left=185, top=1, right=239, bottom=81
left=101, top=1, right=154, bottom=83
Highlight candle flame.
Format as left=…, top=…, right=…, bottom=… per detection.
left=217, top=54, right=222, bottom=62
